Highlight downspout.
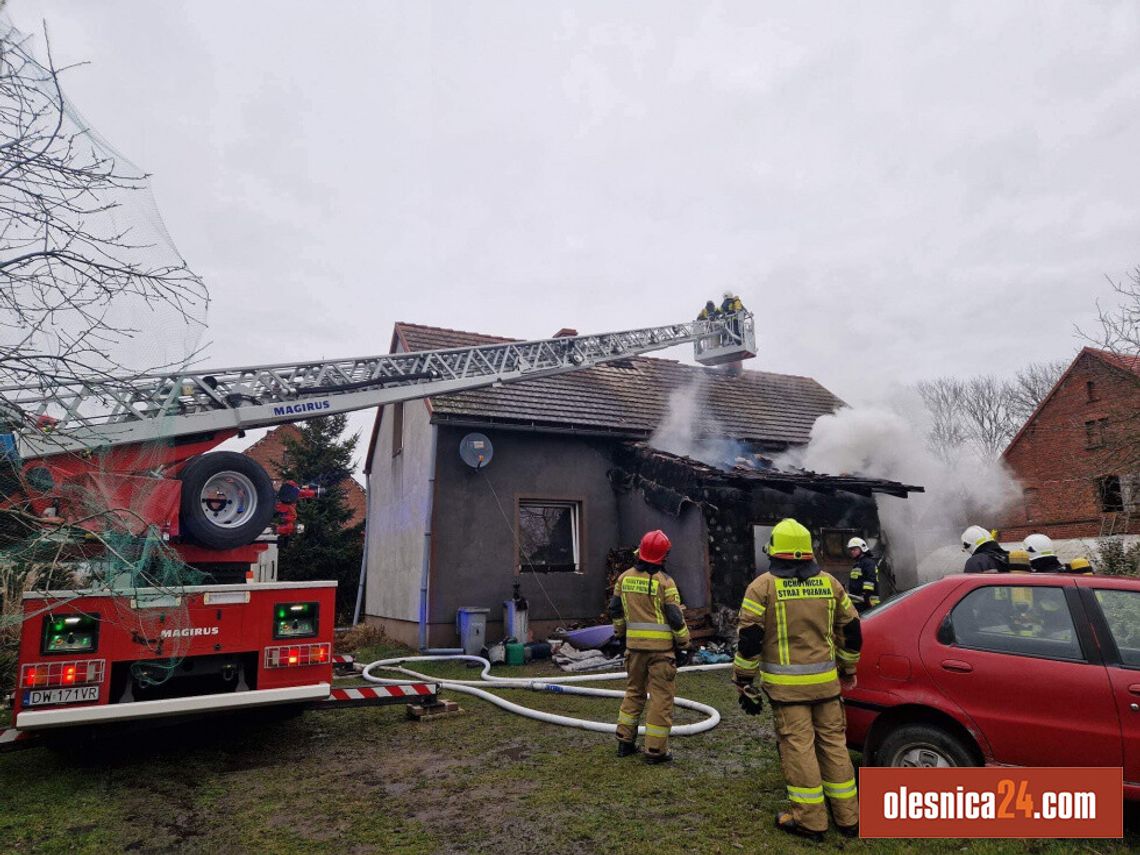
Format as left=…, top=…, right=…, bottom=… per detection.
left=418, top=423, right=461, bottom=653
left=351, top=471, right=370, bottom=625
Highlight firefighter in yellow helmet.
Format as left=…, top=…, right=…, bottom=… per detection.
left=609, top=529, right=691, bottom=763
left=733, top=518, right=862, bottom=841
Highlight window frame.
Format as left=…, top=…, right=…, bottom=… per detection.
left=818, top=527, right=861, bottom=562
left=1096, top=475, right=1124, bottom=513
left=1082, top=586, right=1140, bottom=671
left=941, top=583, right=1095, bottom=664
left=516, top=498, right=584, bottom=574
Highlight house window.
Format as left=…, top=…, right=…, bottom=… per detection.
left=1085, top=418, right=1108, bottom=449
left=1096, top=475, right=1124, bottom=512
left=1022, top=487, right=1039, bottom=521
left=1086, top=380, right=1098, bottom=402
left=391, top=402, right=403, bottom=457
left=518, top=500, right=581, bottom=573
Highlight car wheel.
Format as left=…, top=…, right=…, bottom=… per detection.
left=178, top=452, right=276, bottom=550
left=877, top=723, right=978, bottom=768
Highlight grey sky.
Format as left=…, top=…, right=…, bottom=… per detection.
left=13, top=1, right=1140, bottom=459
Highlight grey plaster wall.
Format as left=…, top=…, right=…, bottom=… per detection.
left=427, top=426, right=621, bottom=638
left=616, top=493, right=709, bottom=608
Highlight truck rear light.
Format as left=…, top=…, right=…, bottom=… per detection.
left=21, top=659, right=105, bottom=688
left=264, top=643, right=331, bottom=669
left=42, top=612, right=100, bottom=655
left=272, top=602, right=318, bottom=639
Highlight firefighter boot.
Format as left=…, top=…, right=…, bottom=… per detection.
left=775, top=812, right=824, bottom=843
left=616, top=740, right=638, bottom=758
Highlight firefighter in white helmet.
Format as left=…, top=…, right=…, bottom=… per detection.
left=845, top=537, right=880, bottom=612
left=961, top=525, right=1009, bottom=573
left=1023, top=533, right=1064, bottom=572
left=733, top=518, right=862, bottom=841
left=1024, top=533, right=1095, bottom=573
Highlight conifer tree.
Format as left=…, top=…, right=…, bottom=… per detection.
left=277, top=415, right=364, bottom=620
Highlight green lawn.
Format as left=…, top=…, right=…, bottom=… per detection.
left=0, top=643, right=1135, bottom=854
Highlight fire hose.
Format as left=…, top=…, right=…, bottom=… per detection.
left=361, top=654, right=731, bottom=736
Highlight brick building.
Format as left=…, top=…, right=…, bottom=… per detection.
left=242, top=424, right=368, bottom=528
left=1001, top=347, right=1140, bottom=541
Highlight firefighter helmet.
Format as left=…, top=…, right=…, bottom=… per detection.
left=846, top=537, right=868, bottom=553
left=961, top=525, right=993, bottom=554
left=637, top=529, right=671, bottom=565
left=1070, top=557, right=1092, bottom=573
left=767, top=518, right=813, bottom=560
left=1023, top=533, right=1055, bottom=557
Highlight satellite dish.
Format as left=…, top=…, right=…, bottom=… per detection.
left=459, top=433, right=493, bottom=469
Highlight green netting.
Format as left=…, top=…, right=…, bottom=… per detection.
left=0, top=16, right=210, bottom=696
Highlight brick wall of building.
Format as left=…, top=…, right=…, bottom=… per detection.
left=1001, top=349, right=1140, bottom=541
left=243, top=424, right=368, bottom=529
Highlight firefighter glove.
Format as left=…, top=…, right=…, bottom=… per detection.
left=674, top=646, right=691, bottom=668
left=737, top=683, right=764, bottom=716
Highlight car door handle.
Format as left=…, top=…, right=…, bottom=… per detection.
left=941, top=659, right=973, bottom=673
left=1128, top=684, right=1140, bottom=696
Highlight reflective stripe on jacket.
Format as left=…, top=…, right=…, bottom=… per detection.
left=612, top=567, right=690, bottom=651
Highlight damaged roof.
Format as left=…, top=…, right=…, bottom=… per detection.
left=619, top=444, right=924, bottom=500
left=392, top=322, right=845, bottom=447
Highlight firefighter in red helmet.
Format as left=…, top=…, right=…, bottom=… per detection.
left=609, top=529, right=691, bottom=762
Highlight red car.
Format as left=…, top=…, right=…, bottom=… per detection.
left=844, top=573, right=1140, bottom=800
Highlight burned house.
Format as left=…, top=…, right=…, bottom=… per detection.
left=362, top=323, right=922, bottom=649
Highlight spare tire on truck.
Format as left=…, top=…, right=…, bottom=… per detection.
left=178, top=452, right=276, bottom=550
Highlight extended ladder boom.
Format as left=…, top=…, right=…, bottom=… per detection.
left=4, top=313, right=755, bottom=457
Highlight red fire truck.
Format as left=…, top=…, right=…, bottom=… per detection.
left=3, top=313, right=755, bottom=736
left=15, top=582, right=334, bottom=730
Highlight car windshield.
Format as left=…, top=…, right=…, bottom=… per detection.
left=861, top=582, right=927, bottom=619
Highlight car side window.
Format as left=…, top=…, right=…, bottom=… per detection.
left=949, top=586, right=1083, bottom=661
left=1094, top=589, right=1140, bottom=667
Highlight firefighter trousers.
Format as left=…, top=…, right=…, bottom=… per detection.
left=771, top=697, right=859, bottom=832
left=616, top=650, right=676, bottom=754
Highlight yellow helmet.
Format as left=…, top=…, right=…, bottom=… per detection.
left=1070, top=557, right=1092, bottom=574
left=767, top=518, right=813, bottom=560
left=1008, top=549, right=1031, bottom=572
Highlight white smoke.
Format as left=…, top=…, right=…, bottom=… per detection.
left=781, top=389, right=1021, bottom=583
left=650, top=377, right=745, bottom=466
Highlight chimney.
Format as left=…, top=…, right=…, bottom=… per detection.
left=553, top=328, right=578, bottom=338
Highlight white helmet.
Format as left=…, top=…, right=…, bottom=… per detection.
left=723, top=290, right=734, bottom=300
left=847, top=537, right=868, bottom=552
left=1023, top=533, right=1055, bottom=558
left=961, top=525, right=993, bottom=554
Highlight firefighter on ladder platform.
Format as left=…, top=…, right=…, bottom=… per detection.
left=732, top=518, right=862, bottom=841
left=609, top=529, right=691, bottom=763
left=845, top=537, right=880, bottom=613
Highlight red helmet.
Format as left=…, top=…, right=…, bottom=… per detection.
left=638, top=530, right=671, bottom=565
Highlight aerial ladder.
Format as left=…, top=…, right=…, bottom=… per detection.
left=1, top=312, right=756, bottom=566
left=2, top=310, right=755, bottom=737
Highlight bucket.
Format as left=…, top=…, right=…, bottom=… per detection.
left=505, top=641, right=525, bottom=666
